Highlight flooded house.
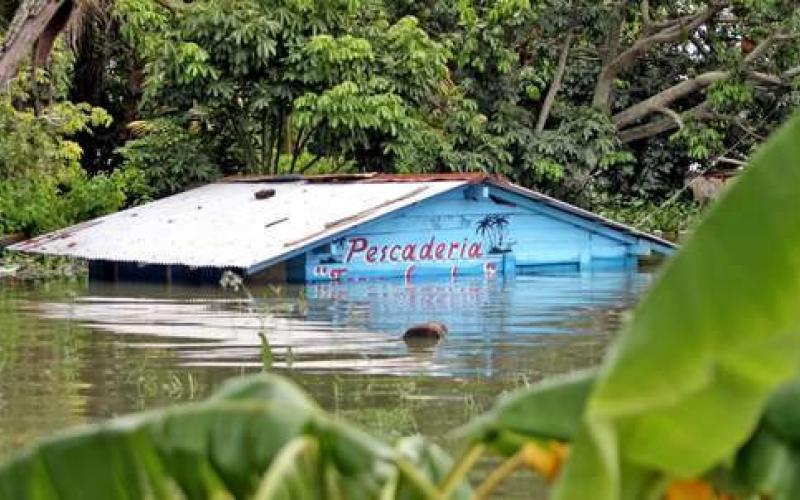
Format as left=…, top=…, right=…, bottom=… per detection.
left=9, top=173, right=675, bottom=283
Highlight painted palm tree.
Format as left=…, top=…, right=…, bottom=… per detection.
left=475, top=215, right=494, bottom=242
left=490, top=214, right=510, bottom=250
left=475, top=214, right=512, bottom=253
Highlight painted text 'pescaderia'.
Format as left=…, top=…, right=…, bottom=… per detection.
left=345, top=236, right=483, bottom=264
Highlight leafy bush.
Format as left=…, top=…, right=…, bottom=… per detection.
left=0, top=98, right=110, bottom=179
left=116, top=119, right=221, bottom=197
left=0, top=165, right=148, bottom=235
left=0, top=96, right=147, bottom=236
left=595, top=198, right=702, bottom=234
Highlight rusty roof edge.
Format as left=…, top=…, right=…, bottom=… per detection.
left=221, top=173, right=379, bottom=183
left=486, top=180, right=678, bottom=251
left=220, top=172, right=506, bottom=184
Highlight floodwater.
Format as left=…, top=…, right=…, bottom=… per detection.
left=0, top=271, right=654, bottom=497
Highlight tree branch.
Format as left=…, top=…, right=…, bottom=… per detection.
left=592, top=1, right=727, bottom=111
left=619, top=102, right=712, bottom=143
left=743, top=30, right=797, bottom=65
left=716, top=156, right=747, bottom=167
left=749, top=71, right=784, bottom=86
left=535, top=32, right=573, bottom=133
left=613, top=71, right=728, bottom=128
left=613, top=27, right=796, bottom=130
left=782, top=65, right=800, bottom=80
left=655, top=107, right=683, bottom=129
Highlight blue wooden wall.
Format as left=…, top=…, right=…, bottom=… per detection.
left=302, top=183, right=667, bottom=282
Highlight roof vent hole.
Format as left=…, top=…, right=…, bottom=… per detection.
left=255, top=188, right=276, bottom=200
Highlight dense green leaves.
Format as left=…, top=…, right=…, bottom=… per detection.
left=0, top=80, right=146, bottom=235
left=0, top=374, right=470, bottom=499
left=116, top=119, right=220, bottom=197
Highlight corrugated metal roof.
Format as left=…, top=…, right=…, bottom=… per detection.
left=10, top=180, right=466, bottom=270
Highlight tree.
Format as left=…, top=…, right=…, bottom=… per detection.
left=2, top=0, right=799, bottom=230
left=120, top=0, right=453, bottom=176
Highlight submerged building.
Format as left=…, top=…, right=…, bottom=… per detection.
left=10, top=173, right=675, bottom=283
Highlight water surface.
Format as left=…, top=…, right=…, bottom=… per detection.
left=0, top=271, right=653, bottom=496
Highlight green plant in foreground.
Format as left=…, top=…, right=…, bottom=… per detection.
left=0, top=374, right=469, bottom=499
left=4, top=113, right=800, bottom=498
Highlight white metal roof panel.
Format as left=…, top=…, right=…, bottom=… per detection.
left=10, top=180, right=466, bottom=270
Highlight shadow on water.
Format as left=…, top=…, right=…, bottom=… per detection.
left=0, top=271, right=653, bottom=497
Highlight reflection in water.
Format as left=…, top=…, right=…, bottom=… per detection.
left=30, top=273, right=648, bottom=376
left=0, top=271, right=653, bottom=498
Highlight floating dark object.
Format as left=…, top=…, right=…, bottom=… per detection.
left=403, top=321, right=448, bottom=349
left=403, top=322, right=448, bottom=341
left=254, top=189, right=276, bottom=200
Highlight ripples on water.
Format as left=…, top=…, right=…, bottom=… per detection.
left=0, top=271, right=653, bottom=497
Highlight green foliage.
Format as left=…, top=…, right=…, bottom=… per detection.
left=0, top=98, right=110, bottom=179
left=708, top=79, right=755, bottom=112
left=0, top=165, right=147, bottom=235
left=670, top=119, right=726, bottom=161
left=0, top=92, right=144, bottom=235
left=2, top=0, right=797, bottom=237
left=526, top=108, right=635, bottom=199
left=464, top=370, right=595, bottom=449
left=116, top=119, right=220, bottom=197
left=0, top=374, right=470, bottom=500
left=597, top=198, right=701, bottom=234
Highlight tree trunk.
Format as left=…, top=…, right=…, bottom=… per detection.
left=592, top=15, right=622, bottom=113
left=535, top=32, right=572, bottom=133
left=262, top=109, right=272, bottom=173
left=271, top=108, right=285, bottom=175
left=0, top=0, right=70, bottom=86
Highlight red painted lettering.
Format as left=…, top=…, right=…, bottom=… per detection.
left=420, top=237, right=435, bottom=260
left=346, top=238, right=367, bottom=262
left=435, top=243, right=446, bottom=260
left=344, top=237, right=485, bottom=265
left=468, top=243, right=483, bottom=258
left=448, top=242, right=459, bottom=259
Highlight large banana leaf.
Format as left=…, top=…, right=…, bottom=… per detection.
left=559, top=113, right=800, bottom=498
left=461, top=369, right=595, bottom=455
left=0, top=374, right=470, bottom=499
